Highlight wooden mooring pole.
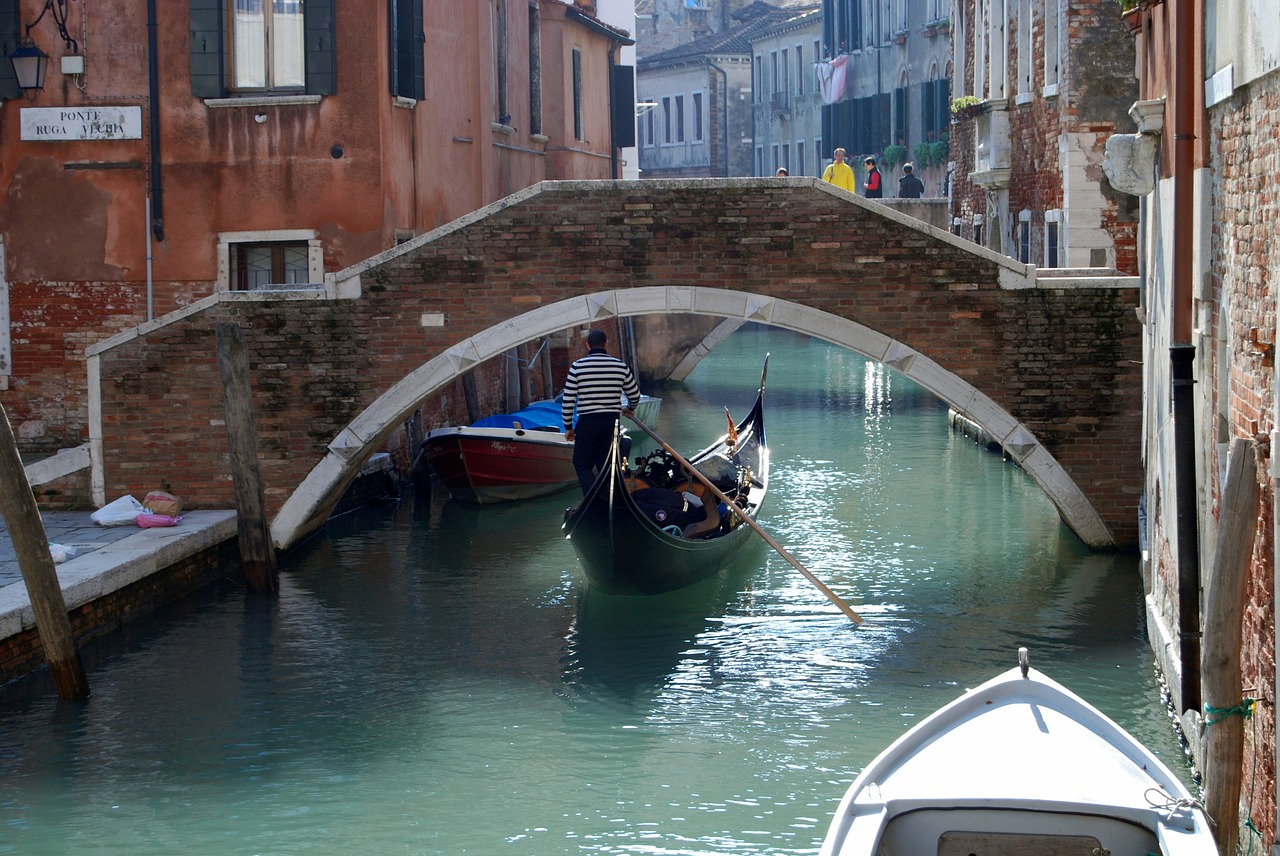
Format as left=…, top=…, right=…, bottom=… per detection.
left=215, top=323, right=278, bottom=592
left=1201, top=436, right=1260, bottom=856
left=0, top=402, right=89, bottom=699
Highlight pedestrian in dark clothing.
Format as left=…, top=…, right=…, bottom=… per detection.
left=898, top=163, right=925, bottom=198
left=561, top=329, right=642, bottom=495
left=863, top=157, right=883, bottom=198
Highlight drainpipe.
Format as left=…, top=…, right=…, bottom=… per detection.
left=147, top=0, right=164, bottom=243
left=1170, top=0, right=1199, bottom=715
left=709, top=61, right=729, bottom=176
left=608, top=48, right=618, bottom=179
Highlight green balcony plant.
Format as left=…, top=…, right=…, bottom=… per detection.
left=950, top=95, right=987, bottom=121
left=883, top=144, right=906, bottom=170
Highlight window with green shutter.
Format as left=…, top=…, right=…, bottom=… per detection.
left=190, top=0, right=334, bottom=98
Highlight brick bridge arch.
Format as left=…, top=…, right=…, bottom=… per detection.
left=88, top=179, right=1140, bottom=552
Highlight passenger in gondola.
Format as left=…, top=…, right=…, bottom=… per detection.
left=562, top=328, right=643, bottom=495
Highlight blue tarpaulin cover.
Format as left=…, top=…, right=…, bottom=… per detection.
left=471, top=399, right=564, bottom=431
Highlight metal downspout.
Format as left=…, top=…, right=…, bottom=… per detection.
left=147, top=0, right=163, bottom=244
left=1171, top=0, right=1199, bottom=715
left=709, top=61, right=728, bottom=177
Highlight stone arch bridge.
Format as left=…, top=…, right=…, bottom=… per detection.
left=86, top=179, right=1140, bottom=553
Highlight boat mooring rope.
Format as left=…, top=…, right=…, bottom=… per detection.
left=1143, top=788, right=1205, bottom=814
left=1203, top=697, right=1256, bottom=726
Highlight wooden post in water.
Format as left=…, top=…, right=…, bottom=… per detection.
left=1201, top=436, right=1259, bottom=856
left=215, top=323, right=278, bottom=592
left=0, top=402, right=89, bottom=699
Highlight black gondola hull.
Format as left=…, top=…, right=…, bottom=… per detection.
left=563, top=365, right=769, bottom=596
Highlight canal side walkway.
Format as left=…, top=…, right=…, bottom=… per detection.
left=0, top=510, right=237, bottom=650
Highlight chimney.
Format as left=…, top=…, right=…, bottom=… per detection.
left=574, top=0, right=597, bottom=14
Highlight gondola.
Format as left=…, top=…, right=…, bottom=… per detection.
left=562, top=358, right=768, bottom=595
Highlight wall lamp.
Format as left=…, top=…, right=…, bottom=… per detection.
left=8, top=0, right=79, bottom=98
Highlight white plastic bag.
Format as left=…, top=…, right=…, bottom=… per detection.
left=48, top=543, right=78, bottom=564
left=90, top=495, right=145, bottom=526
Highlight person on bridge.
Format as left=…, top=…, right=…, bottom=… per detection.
left=898, top=162, right=925, bottom=198
left=863, top=157, right=883, bottom=198
left=562, top=329, right=642, bottom=495
left=822, top=148, right=855, bottom=192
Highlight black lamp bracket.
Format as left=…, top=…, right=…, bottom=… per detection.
left=24, top=0, right=79, bottom=54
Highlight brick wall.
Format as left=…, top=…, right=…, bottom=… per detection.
left=1205, top=70, right=1280, bottom=846
left=91, top=180, right=1143, bottom=543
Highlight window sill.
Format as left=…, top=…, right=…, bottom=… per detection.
left=1042, top=83, right=1059, bottom=99
left=1015, top=92, right=1034, bottom=106
left=491, top=122, right=515, bottom=135
left=393, top=96, right=417, bottom=110
left=530, top=133, right=550, bottom=143
left=205, top=94, right=323, bottom=109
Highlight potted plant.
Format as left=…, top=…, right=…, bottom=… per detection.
left=883, top=144, right=906, bottom=171
left=928, top=136, right=949, bottom=169
left=914, top=142, right=933, bottom=169
left=950, top=95, right=987, bottom=121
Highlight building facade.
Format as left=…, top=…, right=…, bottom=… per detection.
left=749, top=7, right=823, bottom=177
left=817, top=0, right=952, bottom=196
left=635, top=0, right=815, bottom=177
left=948, top=0, right=1138, bottom=269
left=1117, top=0, right=1280, bottom=849
left=0, top=0, right=632, bottom=454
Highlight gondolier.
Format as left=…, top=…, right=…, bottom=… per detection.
left=562, top=329, right=642, bottom=495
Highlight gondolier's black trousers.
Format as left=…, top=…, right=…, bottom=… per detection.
left=573, top=411, right=620, bottom=495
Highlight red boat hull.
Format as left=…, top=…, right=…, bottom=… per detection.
left=423, top=427, right=577, bottom=504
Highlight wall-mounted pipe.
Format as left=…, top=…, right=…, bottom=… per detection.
left=147, top=0, right=163, bottom=243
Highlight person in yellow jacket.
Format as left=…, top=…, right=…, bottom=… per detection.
left=822, top=147, right=856, bottom=192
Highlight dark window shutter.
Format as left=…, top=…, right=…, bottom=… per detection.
left=926, top=79, right=936, bottom=138
left=390, top=0, right=423, bottom=99
left=305, top=0, right=336, bottom=95
left=0, top=0, right=19, bottom=101
left=189, top=0, right=225, bottom=98
left=611, top=64, right=636, bottom=149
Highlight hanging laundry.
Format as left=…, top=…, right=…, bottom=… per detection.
left=815, top=55, right=849, bottom=105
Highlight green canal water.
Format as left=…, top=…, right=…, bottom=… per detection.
left=0, top=325, right=1193, bottom=855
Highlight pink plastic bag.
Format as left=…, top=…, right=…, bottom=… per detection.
left=136, top=513, right=181, bottom=528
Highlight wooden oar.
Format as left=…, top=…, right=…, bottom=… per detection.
left=630, top=416, right=864, bottom=626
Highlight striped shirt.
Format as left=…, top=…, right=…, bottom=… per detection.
left=561, top=349, right=641, bottom=430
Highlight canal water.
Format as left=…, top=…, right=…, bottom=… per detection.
left=0, top=325, right=1192, bottom=855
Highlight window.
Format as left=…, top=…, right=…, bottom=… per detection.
left=528, top=1, right=541, bottom=134
left=771, top=144, right=780, bottom=173
left=1018, top=220, right=1031, bottom=263
left=1043, top=0, right=1060, bottom=91
left=390, top=0, right=424, bottom=100
left=754, top=55, right=763, bottom=101
left=892, top=85, right=907, bottom=145
left=782, top=143, right=790, bottom=171
left=190, top=0, right=335, bottom=98
left=572, top=48, right=583, bottom=140
left=219, top=230, right=323, bottom=291
left=646, top=109, right=655, bottom=146
left=1045, top=221, right=1061, bottom=267
left=692, top=92, right=703, bottom=142
left=771, top=51, right=779, bottom=95
left=974, top=223, right=984, bottom=246
left=662, top=96, right=672, bottom=143
left=675, top=94, right=685, bottom=142
left=781, top=48, right=789, bottom=96
left=231, top=0, right=305, bottom=90
left=797, top=140, right=806, bottom=176
left=755, top=146, right=764, bottom=176
left=796, top=45, right=804, bottom=95
left=234, top=243, right=308, bottom=289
